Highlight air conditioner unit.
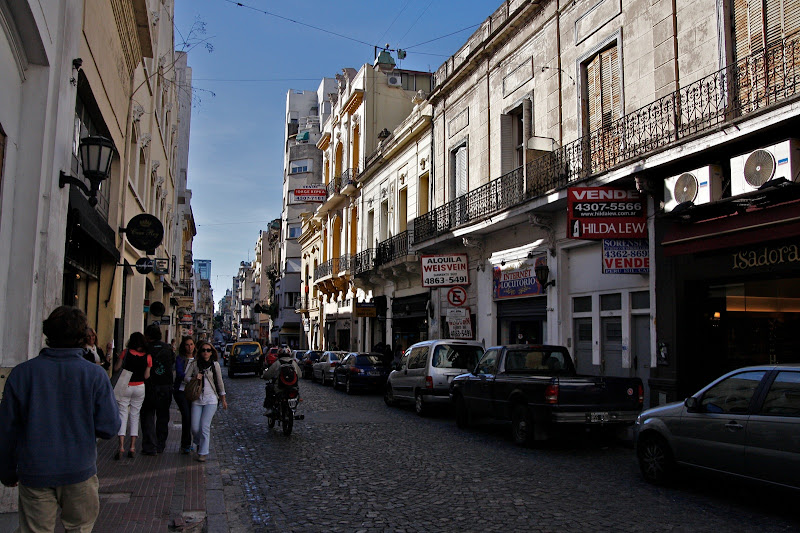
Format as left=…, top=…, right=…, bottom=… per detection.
left=730, top=139, right=800, bottom=196
left=387, top=74, right=402, bottom=87
left=663, top=165, right=723, bottom=212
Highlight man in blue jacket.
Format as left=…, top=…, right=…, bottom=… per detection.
left=0, top=306, right=120, bottom=532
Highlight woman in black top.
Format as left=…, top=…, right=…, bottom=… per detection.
left=113, top=332, right=151, bottom=459
left=83, top=327, right=111, bottom=370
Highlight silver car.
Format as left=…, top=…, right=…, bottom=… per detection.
left=385, top=339, right=484, bottom=416
left=312, top=351, right=346, bottom=385
left=635, top=364, right=800, bottom=489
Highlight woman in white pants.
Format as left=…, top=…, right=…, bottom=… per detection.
left=184, top=342, right=227, bottom=462
left=114, top=332, right=151, bottom=459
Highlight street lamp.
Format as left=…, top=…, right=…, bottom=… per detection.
left=534, top=263, right=556, bottom=291
left=60, top=135, right=116, bottom=206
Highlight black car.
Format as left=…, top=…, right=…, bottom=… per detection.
left=300, top=350, right=323, bottom=379
left=333, top=352, right=391, bottom=394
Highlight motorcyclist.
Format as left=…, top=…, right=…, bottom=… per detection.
left=262, top=348, right=301, bottom=415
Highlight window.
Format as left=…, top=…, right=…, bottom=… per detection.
left=288, top=225, right=302, bottom=239
left=286, top=292, right=300, bottom=308
left=760, top=371, right=800, bottom=416
left=290, top=159, right=312, bottom=174
left=573, top=296, right=592, bottom=313
left=500, top=106, right=525, bottom=173
left=631, top=291, right=650, bottom=310
left=432, top=345, right=483, bottom=370
left=733, top=0, right=800, bottom=59
left=701, top=371, right=766, bottom=414
left=600, top=293, right=622, bottom=311
left=408, top=346, right=428, bottom=369
left=476, top=349, right=499, bottom=375
left=450, top=145, right=468, bottom=200
left=584, top=44, right=621, bottom=172
left=418, top=173, right=429, bottom=216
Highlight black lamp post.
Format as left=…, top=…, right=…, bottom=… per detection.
left=60, top=135, right=116, bottom=206
left=534, top=263, right=556, bottom=291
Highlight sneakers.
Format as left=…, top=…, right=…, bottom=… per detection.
left=195, top=454, right=207, bottom=463
left=180, top=447, right=191, bottom=455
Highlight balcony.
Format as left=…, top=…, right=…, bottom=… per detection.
left=313, top=256, right=351, bottom=299
left=376, top=231, right=410, bottom=266
left=413, top=37, right=800, bottom=244
left=353, top=248, right=375, bottom=276
left=340, top=168, right=358, bottom=195
left=326, top=176, right=342, bottom=198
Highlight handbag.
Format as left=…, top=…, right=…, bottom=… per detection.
left=185, top=376, right=203, bottom=402
left=113, top=369, right=133, bottom=399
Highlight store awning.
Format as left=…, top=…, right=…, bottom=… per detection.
left=296, top=131, right=309, bottom=141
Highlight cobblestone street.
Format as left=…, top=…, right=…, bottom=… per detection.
left=213, top=374, right=799, bottom=533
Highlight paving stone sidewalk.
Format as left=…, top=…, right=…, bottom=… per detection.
left=0, top=406, right=228, bottom=533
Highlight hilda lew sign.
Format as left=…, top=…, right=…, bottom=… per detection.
left=567, top=187, right=646, bottom=239
left=421, top=254, right=469, bottom=287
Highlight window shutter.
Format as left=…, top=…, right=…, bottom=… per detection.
left=750, top=0, right=766, bottom=52
left=456, top=146, right=468, bottom=196
left=587, top=54, right=602, bottom=133
left=601, top=46, right=621, bottom=126
left=733, top=0, right=751, bottom=61
left=500, top=114, right=515, bottom=173
left=786, top=0, right=800, bottom=37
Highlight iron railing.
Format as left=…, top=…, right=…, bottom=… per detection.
left=340, top=168, right=358, bottom=190
left=376, top=231, right=410, bottom=266
left=353, top=249, right=375, bottom=275
left=327, top=176, right=342, bottom=198
left=413, top=37, right=800, bottom=244
left=337, top=254, right=352, bottom=273
left=314, top=259, right=333, bottom=280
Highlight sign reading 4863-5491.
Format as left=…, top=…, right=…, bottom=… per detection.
left=421, top=254, right=469, bottom=287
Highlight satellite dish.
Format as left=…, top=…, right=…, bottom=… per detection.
left=150, top=301, right=166, bottom=317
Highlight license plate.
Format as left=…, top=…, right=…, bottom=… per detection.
left=588, top=412, right=609, bottom=423
left=288, top=399, right=298, bottom=409
left=368, top=370, right=380, bottom=376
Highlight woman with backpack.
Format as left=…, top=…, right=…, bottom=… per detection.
left=183, top=342, right=227, bottom=462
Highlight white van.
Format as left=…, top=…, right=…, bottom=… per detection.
left=384, top=339, right=484, bottom=415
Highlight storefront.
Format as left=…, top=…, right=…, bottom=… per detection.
left=324, top=316, right=351, bottom=350
left=391, top=293, right=429, bottom=353
left=657, top=195, right=800, bottom=400
left=492, top=257, right=546, bottom=345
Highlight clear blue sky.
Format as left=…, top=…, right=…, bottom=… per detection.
left=173, top=0, right=498, bottom=308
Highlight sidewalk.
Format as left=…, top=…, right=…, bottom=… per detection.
left=0, top=406, right=228, bottom=532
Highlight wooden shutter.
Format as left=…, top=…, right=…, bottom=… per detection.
left=456, top=146, right=468, bottom=196
left=500, top=114, right=515, bottom=174
left=601, top=46, right=621, bottom=126
left=733, top=0, right=751, bottom=61
left=586, top=54, right=602, bottom=133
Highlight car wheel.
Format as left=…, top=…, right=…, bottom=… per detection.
left=332, top=375, right=340, bottom=390
left=511, top=404, right=534, bottom=446
left=637, top=433, right=675, bottom=484
left=384, top=384, right=396, bottom=407
left=414, top=392, right=426, bottom=416
left=455, top=395, right=471, bottom=429
left=346, top=377, right=354, bottom=395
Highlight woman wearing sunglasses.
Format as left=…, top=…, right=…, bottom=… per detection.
left=173, top=336, right=196, bottom=454
left=183, top=342, right=227, bottom=462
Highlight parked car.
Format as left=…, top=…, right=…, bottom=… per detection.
left=333, top=352, right=391, bottom=394
left=300, top=350, right=324, bottom=379
left=292, top=350, right=306, bottom=364
left=227, top=340, right=263, bottom=377
left=635, top=364, right=800, bottom=489
left=312, top=351, right=346, bottom=385
left=450, top=345, right=643, bottom=445
left=385, top=339, right=484, bottom=415
left=221, top=342, right=234, bottom=366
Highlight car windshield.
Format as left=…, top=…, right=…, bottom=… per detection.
left=306, top=351, right=322, bottom=361
left=432, top=345, right=483, bottom=369
left=504, top=349, right=572, bottom=373
left=356, top=355, right=384, bottom=366
left=234, top=345, right=259, bottom=356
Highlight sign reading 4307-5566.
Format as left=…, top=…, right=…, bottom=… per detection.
left=568, top=187, right=647, bottom=240
left=421, top=254, right=469, bottom=287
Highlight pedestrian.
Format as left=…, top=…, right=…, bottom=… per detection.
left=114, top=331, right=151, bottom=459
left=184, top=342, right=227, bottom=462
left=83, top=327, right=111, bottom=371
left=0, top=306, right=119, bottom=532
left=141, top=324, right=175, bottom=455
left=173, top=336, right=196, bottom=454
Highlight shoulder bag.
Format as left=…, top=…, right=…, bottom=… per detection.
left=184, top=362, right=203, bottom=402
left=112, top=350, right=133, bottom=399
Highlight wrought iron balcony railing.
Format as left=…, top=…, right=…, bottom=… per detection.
left=353, top=249, right=375, bottom=275
left=327, top=176, right=342, bottom=198
left=413, top=37, right=800, bottom=244
left=337, top=254, right=352, bottom=273
left=340, top=168, right=358, bottom=190
left=376, top=231, right=410, bottom=266
left=314, top=259, right=332, bottom=280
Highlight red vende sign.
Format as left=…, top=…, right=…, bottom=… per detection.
left=567, top=187, right=646, bottom=239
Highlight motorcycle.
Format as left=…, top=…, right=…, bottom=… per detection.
left=265, top=363, right=304, bottom=436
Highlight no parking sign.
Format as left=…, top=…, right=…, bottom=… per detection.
left=447, top=286, right=467, bottom=306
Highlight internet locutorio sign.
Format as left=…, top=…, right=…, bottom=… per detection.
left=294, top=186, right=327, bottom=203
left=492, top=257, right=545, bottom=299
left=568, top=187, right=646, bottom=239
left=421, top=254, right=469, bottom=287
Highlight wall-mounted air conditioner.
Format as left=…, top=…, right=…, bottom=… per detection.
left=387, top=73, right=402, bottom=87
left=730, top=139, right=800, bottom=196
left=663, top=165, right=723, bottom=212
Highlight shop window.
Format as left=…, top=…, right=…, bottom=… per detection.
left=631, top=291, right=650, bottom=310
left=573, top=296, right=592, bottom=313
left=600, top=293, right=622, bottom=311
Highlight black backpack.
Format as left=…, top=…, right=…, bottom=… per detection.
left=148, top=341, right=175, bottom=386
